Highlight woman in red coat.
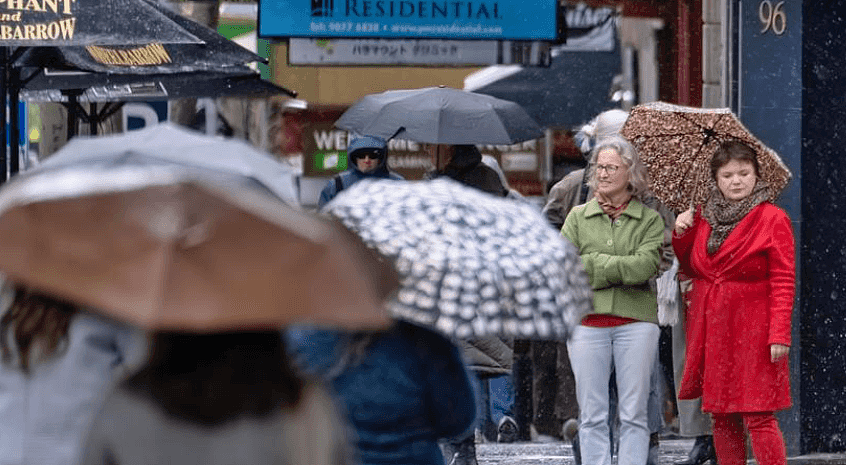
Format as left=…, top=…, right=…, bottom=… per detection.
left=672, top=140, right=795, bottom=465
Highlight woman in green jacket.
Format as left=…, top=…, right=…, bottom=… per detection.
left=561, top=135, right=664, bottom=465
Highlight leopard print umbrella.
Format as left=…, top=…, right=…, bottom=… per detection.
left=324, top=178, right=593, bottom=340
left=620, top=101, right=792, bottom=213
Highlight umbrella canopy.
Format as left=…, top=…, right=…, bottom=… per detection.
left=620, top=101, right=793, bottom=213
left=33, top=122, right=299, bottom=204
left=0, top=125, right=398, bottom=331
left=20, top=67, right=296, bottom=101
left=13, top=0, right=262, bottom=74
left=323, top=178, right=593, bottom=340
left=469, top=48, right=621, bottom=129
left=334, top=86, right=544, bottom=145
left=0, top=0, right=201, bottom=46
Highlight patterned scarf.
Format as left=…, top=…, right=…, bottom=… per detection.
left=595, top=192, right=632, bottom=220
left=702, top=181, right=770, bottom=255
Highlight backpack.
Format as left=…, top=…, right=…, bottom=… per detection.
left=334, top=174, right=345, bottom=195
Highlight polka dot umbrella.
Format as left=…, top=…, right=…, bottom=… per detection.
left=620, top=101, right=792, bottom=213
left=323, top=178, right=594, bottom=340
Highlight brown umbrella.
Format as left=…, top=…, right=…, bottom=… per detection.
left=620, top=101, right=792, bottom=212
left=0, top=126, right=398, bottom=332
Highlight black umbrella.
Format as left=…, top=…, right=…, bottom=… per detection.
left=471, top=47, right=621, bottom=129
left=13, top=0, right=262, bottom=75
left=1, top=0, right=206, bottom=182
left=0, top=0, right=201, bottom=47
left=20, top=67, right=296, bottom=139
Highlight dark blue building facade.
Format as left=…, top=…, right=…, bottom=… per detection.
left=732, top=0, right=846, bottom=454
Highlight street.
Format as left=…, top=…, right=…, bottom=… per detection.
left=478, top=438, right=695, bottom=465
left=478, top=439, right=846, bottom=465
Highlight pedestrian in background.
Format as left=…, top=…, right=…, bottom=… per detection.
left=538, top=109, right=631, bottom=445
left=425, top=144, right=509, bottom=198
left=0, top=284, right=146, bottom=465
left=562, top=135, right=664, bottom=465
left=672, top=270, right=717, bottom=465
left=318, top=135, right=404, bottom=207
left=286, top=321, right=477, bottom=465
left=541, top=110, right=673, bottom=465
left=81, top=331, right=350, bottom=465
left=673, top=140, right=795, bottom=465
left=425, top=143, right=515, bottom=464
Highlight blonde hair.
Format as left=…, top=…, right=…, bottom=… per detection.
left=586, top=135, right=650, bottom=200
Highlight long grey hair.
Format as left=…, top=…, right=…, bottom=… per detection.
left=585, top=135, right=650, bottom=200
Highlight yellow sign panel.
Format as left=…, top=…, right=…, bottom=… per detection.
left=85, top=43, right=172, bottom=66
left=0, top=0, right=76, bottom=15
left=1, top=0, right=77, bottom=41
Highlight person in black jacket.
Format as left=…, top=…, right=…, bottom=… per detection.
left=425, top=143, right=514, bottom=465
left=424, top=144, right=509, bottom=198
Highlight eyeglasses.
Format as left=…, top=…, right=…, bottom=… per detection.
left=596, top=164, right=621, bottom=175
left=354, top=151, right=383, bottom=160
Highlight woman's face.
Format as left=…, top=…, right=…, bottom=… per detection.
left=595, top=148, right=630, bottom=198
left=716, top=159, right=757, bottom=201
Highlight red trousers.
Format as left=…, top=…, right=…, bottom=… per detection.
left=712, top=412, right=787, bottom=465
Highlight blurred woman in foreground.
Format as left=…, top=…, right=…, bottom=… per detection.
left=0, top=284, right=145, bottom=465
left=81, top=330, right=350, bottom=465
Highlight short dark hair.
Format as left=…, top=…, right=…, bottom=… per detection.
left=710, top=140, right=759, bottom=180
left=126, top=331, right=303, bottom=426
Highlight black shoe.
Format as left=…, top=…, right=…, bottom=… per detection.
left=647, top=432, right=660, bottom=465
left=497, top=416, right=518, bottom=443
left=572, top=431, right=582, bottom=465
left=675, top=435, right=716, bottom=465
left=445, top=435, right=478, bottom=465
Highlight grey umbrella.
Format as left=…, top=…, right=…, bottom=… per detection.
left=324, top=177, right=593, bottom=340
left=335, top=86, right=544, bottom=145
left=0, top=123, right=398, bottom=331
left=33, top=122, right=299, bottom=205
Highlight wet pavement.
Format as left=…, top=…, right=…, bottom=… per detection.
left=477, top=438, right=694, bottom=465
left=477, top=438, right=846, bottom=465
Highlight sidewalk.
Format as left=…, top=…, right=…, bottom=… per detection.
left=477, top=438, right=846, bottom=465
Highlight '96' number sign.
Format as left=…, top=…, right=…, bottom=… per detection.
left=759, top=0, right=786, bottom=35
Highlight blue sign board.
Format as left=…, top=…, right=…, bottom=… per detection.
left=258, top=0, right=557, bottom=40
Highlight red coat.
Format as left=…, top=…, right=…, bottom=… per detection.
left=672, top=202, right=795, bottom=413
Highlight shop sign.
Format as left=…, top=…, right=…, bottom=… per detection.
left=258, top=0, right=557, bottom=40
left=289, top=38, right=499, bottom=65
left=0, top=0, right=76, bottom=41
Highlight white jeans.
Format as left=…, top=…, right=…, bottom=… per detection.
left=568, top=322, right=660, bottom=465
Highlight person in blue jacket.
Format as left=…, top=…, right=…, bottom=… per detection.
left=318, top=135, right=404, bottom=207
left=286, top=321, right=477, bottom=465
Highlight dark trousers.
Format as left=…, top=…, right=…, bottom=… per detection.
left=513, top=340, right=579, bottom=439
